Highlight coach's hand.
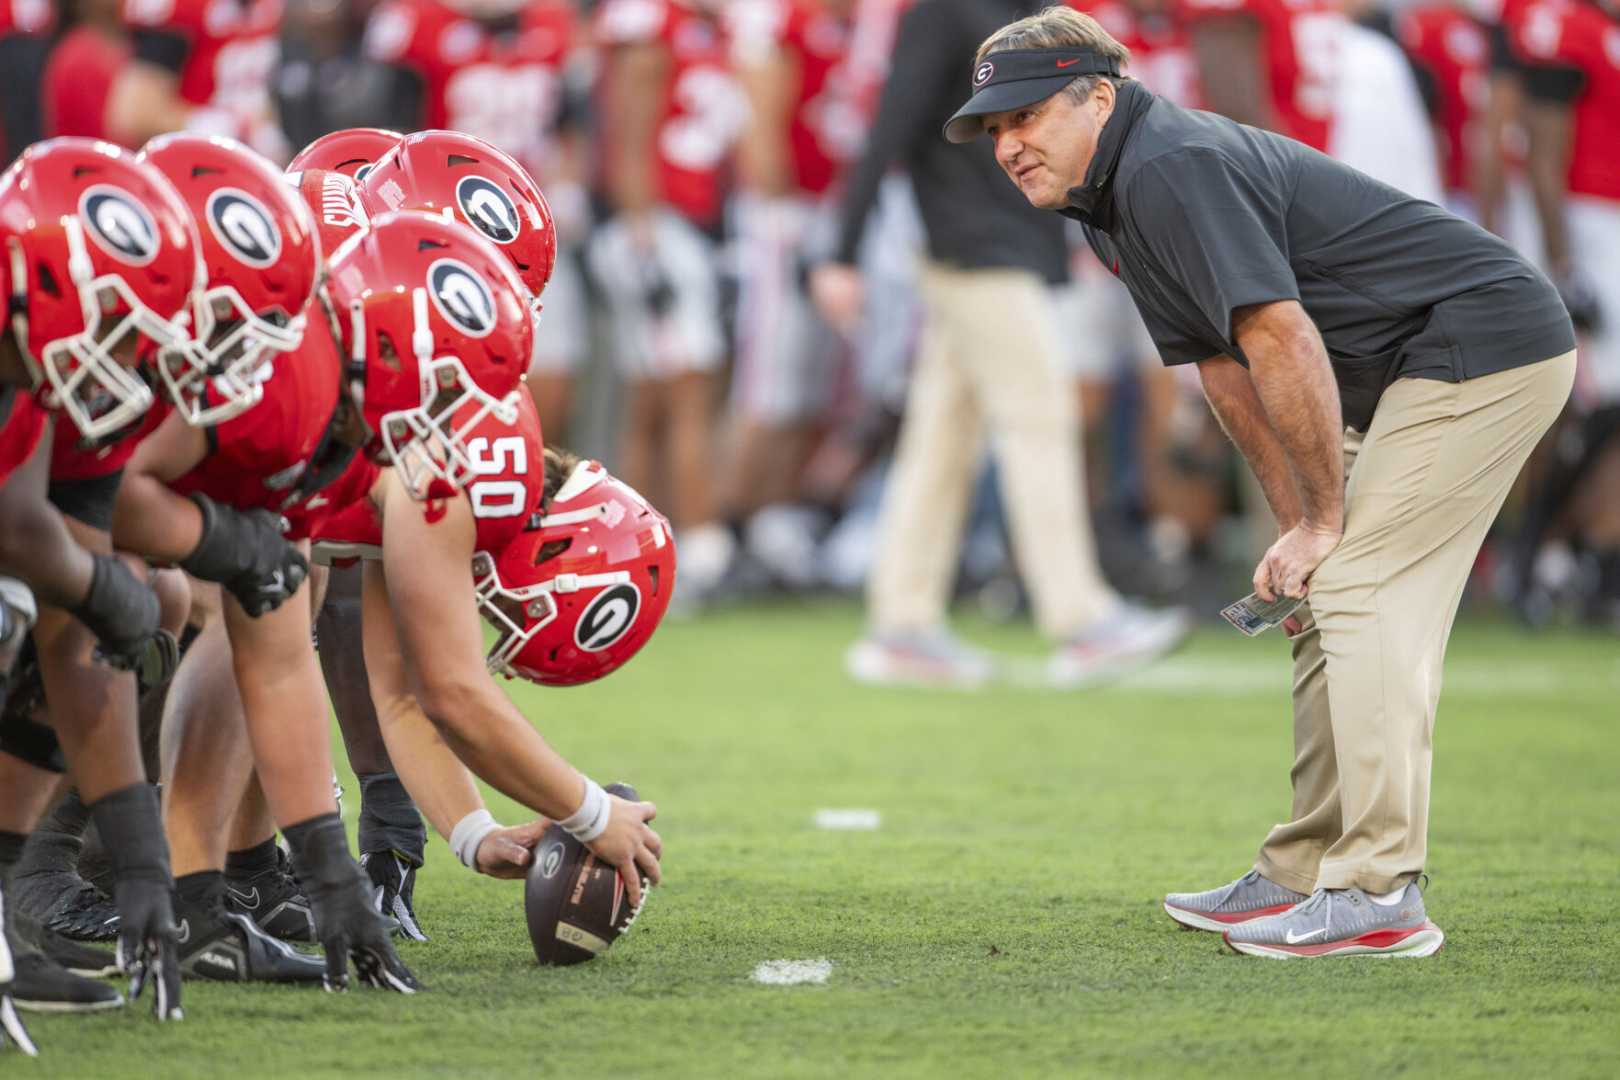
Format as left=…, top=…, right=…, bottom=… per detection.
left=1256, top=521, right=1341, bottom=603
left=586, top=796, right=661, bottom=910
left=810, top=263, right=864, bottom=338
left=475, top=820, right=549, bottom=880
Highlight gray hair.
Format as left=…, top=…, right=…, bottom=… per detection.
left=975, top=6, right=1132, bottom=105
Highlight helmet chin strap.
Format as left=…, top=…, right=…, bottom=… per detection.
left=5, top=237, right=42, bottom=388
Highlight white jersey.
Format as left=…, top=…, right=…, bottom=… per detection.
left=1329, top=23, right=1444, bottom=205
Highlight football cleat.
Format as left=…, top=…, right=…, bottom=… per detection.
left=10, top=906, right=117, bottom=978
left=9, top=952, right=124, bottom=1014
left=176, top=911, right=325, bottom=983
left=225, top=849, right=316, bottom=943
left=13, top=871, right=119, bottom=943
left=361, top=852, right=427, bottom=943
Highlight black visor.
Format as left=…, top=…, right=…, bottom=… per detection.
left=943, top=47, right=1121, bottom=143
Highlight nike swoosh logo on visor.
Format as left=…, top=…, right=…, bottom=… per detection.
left=1056, top=58, right=1082, bottom=68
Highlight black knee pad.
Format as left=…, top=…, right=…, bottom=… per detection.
left=0, top=644, right=65, bottom=772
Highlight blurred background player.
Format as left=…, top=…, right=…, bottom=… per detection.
left=42, top=0, right=130, bottom=142
left=360, top=0, right=590, bottom=441
left=1399, top=0, right=1492, bottom=218
left=723, top=0, right=857, bottom=588
left=1502, top=0, right=1620, bottom=627
left=0, top=0, right=56, bottom=166
left=591, top=0, right=747, bottom=609
left=107, top=0, right=285, bottom=158
left=1182, top=0, right=1342, bottom=151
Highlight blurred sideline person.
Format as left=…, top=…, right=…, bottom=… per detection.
left=591, top=0, right=747, bottom=607
left=0, top=0, right=56, bottom=166
left=107, top=0, right=286, bottom=159
left=1398, top=0, right=1491, bottom=218
left=814, top=0, right=1189, bottom=690
left=948, top=5, right=1575, bottom=956
left=723, top=0, right=857, bottom=586
left=1329, top=15, right=1443, bottom=203
left=1504, top=0, right=1620, bottom=627
left=43, top=0, right=131, bottom=141
left=361, top=0, right=590, bottom=441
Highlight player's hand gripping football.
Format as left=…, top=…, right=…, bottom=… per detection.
left=288, top=815, right=420, bottom=994
left=474, top=819, right=550, bottom=880
left=585, top=795, right=662, bottom=910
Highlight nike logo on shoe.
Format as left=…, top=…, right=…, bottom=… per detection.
left=226, top=886, right=261, bottom=911
left=1285, top=928, right=1328, bottom=944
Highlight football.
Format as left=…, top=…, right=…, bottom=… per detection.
left=523, top=782, right=649, bottom=965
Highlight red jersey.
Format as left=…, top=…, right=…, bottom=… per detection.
left=167, top=316, right=346, bottom=541
left=595, top=0, right=747, bottom=226
left=730, top=0, right=856, bottom=196
left=1399, top=6, right=1489, bottom=195
left=50, top=399, right=169, bottom=482
left=1179, top=0, right=1343, bottom=151
left=1510, top=0, right=1620, bottom=201
left=123, top=0, right=281, bottom=120
left=43, top=26, right=131, bottom=140
left=362, top=0, right=576, bottom=179
left=1070, top=0, right=1200, bottom=106
left=313, top=391, right=547, bottom=557
left=0, top=388, right=47, bottom=488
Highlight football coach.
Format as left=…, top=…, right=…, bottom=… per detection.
left=946, top=6, right=1576, bottom=958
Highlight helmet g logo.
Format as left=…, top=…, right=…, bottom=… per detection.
left=575, top=583, right=641, bottom=652
left=974, top=61, right=995, bottom=87
left=455, top=175, right=521, bottom=245
left=427, top=258, right=496, bottom=338
left=206, top=189, right=282, bottom=269
left=79, top=186, right=159, bottom=266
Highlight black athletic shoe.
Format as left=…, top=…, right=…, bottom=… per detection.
left=361, top=851, right=427, bottom=942
left=12, top=870, right=119, bottom=943
left=176, top=911, right=325, bottom=984
left=10, top=953, right=124, bottom=1014
left=225, top=852, right=316, bottom=943
left=11, top=907, right=118, bottom=978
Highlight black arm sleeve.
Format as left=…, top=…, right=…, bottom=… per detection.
left=131, top=27, right=191, bottom=74
left=373, top=63, right=425, bottom=134
left=832, top=0, right=960, bottom=264
left=1125, top=149, right=1300, bottom=364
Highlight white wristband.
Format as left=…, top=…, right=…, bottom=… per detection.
left=558, top=778, right=610, bottom=844
left=449, top=809, right=501, bottom=870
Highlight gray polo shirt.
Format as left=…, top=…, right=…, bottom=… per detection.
left=1061, top=82, right=1575, bottom=430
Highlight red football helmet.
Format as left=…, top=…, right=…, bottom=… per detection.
left=287, top=128, right=404, bottom=181
left=0, top=138, right=201, bottom=441
left=284, top=167, right=370, bottom=264
left=356, top=130, right=556, bottom=320
left=325, top=210, right=532, bottom=500
left=139, top=134, right=321, bottom=426
left=472, top=459, right=676, bottom=686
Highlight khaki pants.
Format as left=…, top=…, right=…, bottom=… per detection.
left=867, top=264, right=1116, bottom=640
left=1256, top=350, right=1576, bottom=894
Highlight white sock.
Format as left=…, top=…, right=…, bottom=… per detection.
left=1367, top=885, right=1407, bottom=906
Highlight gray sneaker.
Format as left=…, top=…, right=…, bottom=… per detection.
left=1223, top=882, right=1444, bottom=958
left=846, top=630, right=996, bottom=689
left=1048, top=602, right=1191, bottom=688
left=1164, top=869, right=1307, bottom=933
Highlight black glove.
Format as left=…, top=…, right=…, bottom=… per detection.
left=69, top=554, right=161, bottom=672
left=89, top=784, right=181, bottom=1021
left=284, top=814, right=419, bottom=994
left=179, top=493, right=308, bottom=617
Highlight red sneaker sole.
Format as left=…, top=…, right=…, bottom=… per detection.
left=1223, top=920, right=1446, bottom=958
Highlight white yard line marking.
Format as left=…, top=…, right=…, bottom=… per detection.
left=814, top=809, right=881, bottom=831
left=752, top=959, right=833, bottom=986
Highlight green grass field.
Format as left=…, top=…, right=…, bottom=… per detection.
left=19, top=603, right=1620, bottom=1078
